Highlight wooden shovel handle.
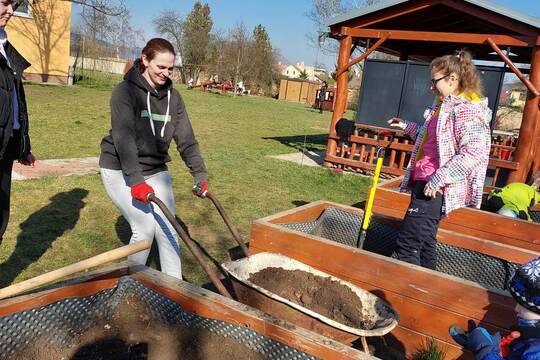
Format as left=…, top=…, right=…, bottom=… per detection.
left=0, top=240, right=152, bottom=300
left=148, top=194, right=232, bottom=299
left=205, top=192, right=249, bottom=258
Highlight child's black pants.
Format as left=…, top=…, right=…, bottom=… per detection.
left=395, top=181, right=443, bottom=270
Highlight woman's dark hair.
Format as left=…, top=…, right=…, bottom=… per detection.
left=139, top=38, right=176, bottom=72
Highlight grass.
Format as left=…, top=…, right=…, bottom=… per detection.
left=411, top=338, right=447, bottom=360
left=1, top=78, right=369, bottom=287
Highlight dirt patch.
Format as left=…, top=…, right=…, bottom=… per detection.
left=12, top=157, right=99, bottom=180
left=248, top=267, right=373, bottom=329
left=7, top=293, right=265, bottom=360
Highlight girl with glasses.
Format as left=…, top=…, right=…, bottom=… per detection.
left=387, top=50, right=491, bottom=269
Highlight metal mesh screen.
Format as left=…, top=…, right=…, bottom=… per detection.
left=0, top=277, right=318, bottom=360
left=280, top=207, right=518, bottom=290
left=531, top=210, right=540, bottom=223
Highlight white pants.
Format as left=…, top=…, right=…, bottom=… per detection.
left=100, top=168, right=181, bottom=279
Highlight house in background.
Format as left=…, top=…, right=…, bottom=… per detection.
left=6, top=0, right=72, bottom=84
left=278, top=61, right=327, bottom=82
left=500, top=82, right=527, bottom=108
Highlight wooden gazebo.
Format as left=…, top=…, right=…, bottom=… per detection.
left=325, top=0, right=540, bottom=186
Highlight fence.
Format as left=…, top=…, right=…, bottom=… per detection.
left=69, top=56, right=128, bottom=75
left=278, top=79, right=319, bottom=105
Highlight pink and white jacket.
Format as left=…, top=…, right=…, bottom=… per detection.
left=399, top=94, right=492, bottom=215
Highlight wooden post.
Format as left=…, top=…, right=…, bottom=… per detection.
left=486, top=38, right=539, bottom=96
left=325, top=35, right=352, bottom=166
left=531, top=120, right=540, bottom=175
left=508, top=43, right=540, bottom=183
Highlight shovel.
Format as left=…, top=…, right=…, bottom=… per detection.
left=148, top=194, right=233, bottom=299
left=357, top=130, right=396, bottom=248
left=205, top=192, right=249, bottom=258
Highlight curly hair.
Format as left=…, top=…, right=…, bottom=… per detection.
left=430, top=50, right=484, bottom=97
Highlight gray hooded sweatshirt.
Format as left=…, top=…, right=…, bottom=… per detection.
left=99, top=60, right=208, bottom=186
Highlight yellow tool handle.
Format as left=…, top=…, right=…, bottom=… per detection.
left=362, top=156, right=383, bottom=231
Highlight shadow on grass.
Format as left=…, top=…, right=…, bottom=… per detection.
left=0, top=188, right=88, bottom=287
left=262, top=134, right=328, bottom=153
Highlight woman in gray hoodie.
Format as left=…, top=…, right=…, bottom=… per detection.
left=99, top=38, right=208, bottom=279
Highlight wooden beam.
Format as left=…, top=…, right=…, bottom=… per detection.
left=336, top=34, right=389, bottom=77
left=509, top=42, right=540, bottom=182
left=486, top=38, right=539, bottom=96
left=333, top=0, right=433, bottom=30
left=372, top=187, right=540, bottom=250
left=324, top=154, right=406, bottom=176
left=444, top=0, right=539, bottom=36
left=325, top=35, right=353, bottom=165
left=338, top=27, right=537, bottom=47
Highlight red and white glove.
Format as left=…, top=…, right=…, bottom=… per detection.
left=131, top=182, right=154, bottom=204
left=387, top=118, right=407, bottom=130
left=192, top=180, right=208, bottom=198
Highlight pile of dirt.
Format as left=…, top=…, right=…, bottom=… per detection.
left=248, top=267, right=374, bottom=329
left=7, top=293, right=265, bottom=360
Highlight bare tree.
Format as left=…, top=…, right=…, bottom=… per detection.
left=71, top=1, right=140, bottom=79
left=306, top=0, right=388, bottom=74
left=208, top=23, right=254, bottom=88
left=108, top=11, right=143, bottom=60
left=153, top=10, right=186, bottom=83
left=61, top=0, right=127, bottom=16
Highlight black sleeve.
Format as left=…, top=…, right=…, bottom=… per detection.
left=18, top=81, right=31, bottom=156
left=172, top=92, right=208, bottom=183
left=110, top=84, right=144, bottom=185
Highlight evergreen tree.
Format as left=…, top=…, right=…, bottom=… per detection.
left=252, top=24, right=276, bottom=94
left=183, top=2, right=213, bottom=82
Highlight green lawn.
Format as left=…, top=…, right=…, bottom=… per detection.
left=1, top=81, right=369, bottom=287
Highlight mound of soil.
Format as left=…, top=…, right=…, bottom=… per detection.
left=248, top=267, right=374, bottom=329
left=7, top=293, right=265, bottom=360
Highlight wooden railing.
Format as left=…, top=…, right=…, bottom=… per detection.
left=326, top=125, right=519, bottom=187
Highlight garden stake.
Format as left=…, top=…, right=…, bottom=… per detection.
left=148, top=194, right=233, bottom=299
left=0, top=240, right=152, bottom=300
left=205, top=192, right=249, bottom=258
left=357, top=130, right=395, bottom=248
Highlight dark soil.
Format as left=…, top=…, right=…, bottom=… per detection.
left=7, top=293, right=266, bottom=360
left=248, top=267, right=374, bottom=329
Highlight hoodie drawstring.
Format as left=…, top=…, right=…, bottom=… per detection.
left=146, top=89, right=171, bottom=138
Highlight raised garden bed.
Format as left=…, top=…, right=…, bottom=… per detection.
left=0, top=263, right=373, bottom=360
left=247, top=201, right=540, bottom=358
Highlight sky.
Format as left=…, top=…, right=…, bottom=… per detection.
left=73, top=0, right=540, bottom=70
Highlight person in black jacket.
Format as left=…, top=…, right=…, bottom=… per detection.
left=0, top=0, right=36, bottom=244
left=99, top=38, right=208, bottom=279
left=318, top=81, right=328, bottom=113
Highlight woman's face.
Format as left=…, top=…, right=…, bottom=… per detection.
left=431, top=70, right=459, bottom=99
left=0, top=0, right=14, bottom=28
left=142, top=51, right=175, bottom=89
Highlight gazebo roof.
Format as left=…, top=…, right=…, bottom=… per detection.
left=326, top=0, right=540, bottom=64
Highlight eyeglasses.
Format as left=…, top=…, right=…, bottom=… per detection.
left=431, top=74, right=450, bottom=87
